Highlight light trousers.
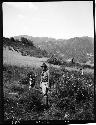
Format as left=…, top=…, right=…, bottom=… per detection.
left=41, top=82, right=48, bottom=95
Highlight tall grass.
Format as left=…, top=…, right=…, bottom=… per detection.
left=3, top=64, right=94, bottom=121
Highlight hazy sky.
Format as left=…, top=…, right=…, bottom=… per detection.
left=3, top=1, right=94, bottom=39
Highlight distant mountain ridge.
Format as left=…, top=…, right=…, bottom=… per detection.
left=13, top=35, right=94, bottom=63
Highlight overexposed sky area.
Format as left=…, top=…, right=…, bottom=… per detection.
left=3, top=1, right=94, bottom=39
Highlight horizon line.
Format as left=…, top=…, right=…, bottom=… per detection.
left=3, top=34, right=94, bottom=40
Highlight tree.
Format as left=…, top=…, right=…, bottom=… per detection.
left=21, top=37, right=34, bottom=47
left=10, top=37, right=15, bottom=42
left=21, top=37, right=28, bottom=45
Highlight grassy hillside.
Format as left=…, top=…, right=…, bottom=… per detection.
left=3, top=64, right=94, bottom=122
left=3, top=49, right=94, bottom=122
left=13, top=35, right=94, bottom=63
left=47, top=55, right=94, bottom=70
left=3, top=35, right=94, bottom=122
left=3, top=47, right=48, bottom=67
left=3, top=37, right=48, bottom=58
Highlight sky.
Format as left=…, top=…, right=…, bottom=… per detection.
left=3, top=1, right=94, bottom=39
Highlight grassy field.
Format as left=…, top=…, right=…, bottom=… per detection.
left=3, top=47, right=48, bottom=67
left=3, top=48, right=94, bottom=122
left=3, top=63, right=94, bottom=121
left=64, top=66, right=94, bottom=74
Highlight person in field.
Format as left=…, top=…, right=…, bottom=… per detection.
left=80, top=67, right=84, bottom=75
left=40, top=63, right=49, bottom=96
left=27, top=72, right=36, bottom=90
left=81, top=68, right=84, bottom=75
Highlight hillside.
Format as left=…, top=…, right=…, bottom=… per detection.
left=3, top=36, right=94, bottom=121
left=3, top=37, right=48, bottom=58
left=3, top=62, right=94, bottom=121
left=3, top=47, right=48, bottom=67
left=13, top=35, right=94, bottom=63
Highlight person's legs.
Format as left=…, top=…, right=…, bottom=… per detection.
left=43, top=86, right=49, bottom=106
left=45, top=82, right=49, bottom=95
left=42, top=82, right=49, bottom=96
left=42, top=82, right=46, bottom=95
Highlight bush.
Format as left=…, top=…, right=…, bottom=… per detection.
left=11, top=85, right=24, bottom=94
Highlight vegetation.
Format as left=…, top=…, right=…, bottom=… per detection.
left=3, top=35, right=94, bottom=122
left=3, top=37, right=48, bottom=58
left=9, top=35, right=94, bottom=64
left=3, top=64, right=94, bottom=121
left=47, top=55, right=94, bottom=69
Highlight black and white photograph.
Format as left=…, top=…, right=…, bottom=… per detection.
left=3, top=1, right=94, bottom=124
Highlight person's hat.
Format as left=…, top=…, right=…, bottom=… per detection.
left=41, top=63, right=47, bottom=68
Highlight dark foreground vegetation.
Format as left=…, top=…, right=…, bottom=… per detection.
left=3, top=64, right=94, bottom=122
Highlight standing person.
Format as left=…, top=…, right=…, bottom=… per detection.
left=81, top=67, right=84, bottom=75
left=27, top=71, right=36, bottom=90
left=80, top=67, right=84, bottom=75
left=71, top=57, right=75, bottom=64
left=40, top=63, right=49, bottom=96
